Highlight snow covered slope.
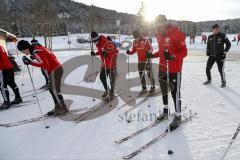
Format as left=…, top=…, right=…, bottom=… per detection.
left=0, top=34, right=240, bottom=160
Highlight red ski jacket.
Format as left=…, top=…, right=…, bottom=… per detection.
left=96, top=35, right=118, bottom=69
left=0, top=46, right=13, bottom=70
left=129, top=37, right=153, bottom=62
left=154, top=25, right=187, bottom=73
left=30, top=46, right=61, bottom=73
left=238, top=34, right=240, bottom=40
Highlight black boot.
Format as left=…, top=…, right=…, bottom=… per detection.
left=221, top=81, right=226, bottom=88
left=149, top=86, right=155, bottom=95
left=157, top=108, right=168, bottom=121
left=102, top=90, right=109, bottom=99
left=0, top=101, right=11, bottom=110
left=139, top=87, right=148, bottom=96
left=169, top=115, right=182, bottom=131
left=54, top=103, right=69, bottom=116
left=11, top=97, right=23, bottom=105
left=109, top=90, right=115, bottom=99
left=203, top=80, right=211, bottom=85
left=46, top=109, right=55, bottom=116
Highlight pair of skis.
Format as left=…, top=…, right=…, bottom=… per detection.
left=116, top=112, right=197, bottom=159
left=0, top=90, right=126, bottom=127
left=0, top=107, right=88, bottom=127
left=74, top=89, right=126, bottom=123
left=118, top=89, right=162, bottom=111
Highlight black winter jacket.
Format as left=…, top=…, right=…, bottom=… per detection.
left=206, top=32, right=231, bottom=60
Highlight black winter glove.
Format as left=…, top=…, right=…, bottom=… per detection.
left=102, top=50, right=108, bottom=57
left=30, top=55, right=35, bottom=60
left=146, top=52, right=153, bottom=60
left=22, top=56, right=31, bottom=65
left=164, top=50, right=175, bottom=61
left=126, top=49, right=131, bottom=55
left=222, top=51, right=227, bottom=59
left=91, top=51, right=96, bottom=56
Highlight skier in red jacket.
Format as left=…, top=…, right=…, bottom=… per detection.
left=0, top=34, right=22, bottom=109
left=17, top=40, right=69, bottom=116
left=126, top=30, right=155, bottom=95
left=237, top=34, right=240, bottom=45
left=30, top=39, right=49, bottom=89
left=90, top=32, right=118, bottom=100
left=152, top=15, right=187, bottom=129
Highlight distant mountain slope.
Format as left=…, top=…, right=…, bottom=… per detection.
left=0, top=0, right=239, bottom=37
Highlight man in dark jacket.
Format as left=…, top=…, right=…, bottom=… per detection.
left=203, top=24, right=231, bottom=88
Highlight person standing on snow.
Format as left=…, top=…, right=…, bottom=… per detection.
left=17, top=40, right=69, bottom=116
left=90, top=32, right=119, bottom=100
left=237, top=34, right=240, bottom=45
left=126, top=30, right=155, bottom=95
left=30, top=38, right=49, bottom=89
left=203, top=24, right=231, bottom=88
left=152, top=15, right=187, bottom=129
left=0, top=34, right=22, bottom=109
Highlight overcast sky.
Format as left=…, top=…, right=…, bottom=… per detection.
left=76, top=0, right=240, bottom=22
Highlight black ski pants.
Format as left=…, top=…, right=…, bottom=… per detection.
left=138, top=61, right=155, bottom=89
left=206, top=56, right=226, bottom=83
left=0, top=68, right=21, bottom=102
left=48, top=66, right=66, bottom=108
left=159, top=71, right=181, bottom=113
left=100, top=67, right=116, bottom=92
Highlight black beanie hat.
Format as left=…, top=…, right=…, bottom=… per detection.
left=31, top=39, right=40, bottom=46
left=133, top=30, right=141, bottom=39
left=17, top=40, right=31, bottom=51
left=91, top=31, right=100, bottom=42
left=155, top=14, right=168, bottom=27
left=212, top=24, right=220, bottom=29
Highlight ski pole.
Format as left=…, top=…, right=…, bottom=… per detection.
left=166, top=58, right=172, bottom=154
left=103, top=58, right=110, bottom=102
left=91, top=41, right=95, bottom=101
left=21, top=64, right=26, bottom=86
left=26, top=65, right=49, bottom=129
left=220, top=124, right=240, bottom=160
left=127, top=51, right=131, bottom=97
left=146, top=59, right=152, bottom=108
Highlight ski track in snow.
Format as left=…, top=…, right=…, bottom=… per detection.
left=1, top=34, right=240, bottom=160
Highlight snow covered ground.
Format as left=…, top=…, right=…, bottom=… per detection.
left=0, top=33, right=240, bottom=160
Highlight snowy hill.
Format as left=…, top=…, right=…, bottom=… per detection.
left=0, top=34, right=240, bottom=160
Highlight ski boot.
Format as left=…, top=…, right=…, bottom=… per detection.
left=11, top=97, right=23, bottom=105
left=0, top=101, right=11, bottom=110
left=104, top=91, right=115, bottom=103
left=203, top=80, right=211, bottom=85
left=168, top=115, right=182, bottom=131
left=139, top=87, right=148, bottom=96
left=54, top=104, right=69, bottom=116
left=46, top=109, right=55, bottom=116
left=102, top=90, right=109, bottom=99
left=149, top=86, right=155, bottom=96
left=156, top=108, right=168, bottom=121
left=221, top=81, right=226, bottom=88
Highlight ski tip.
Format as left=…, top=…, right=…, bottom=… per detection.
left=122, top=156, right=131, bottom=160
left=114, top=140, right=122, bottom=144
left=122, top=154, right=136, bottom=160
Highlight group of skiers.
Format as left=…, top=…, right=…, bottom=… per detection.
left=85, top=14, right=187, bottom=129
left=0, top=14, right=232, bottom=129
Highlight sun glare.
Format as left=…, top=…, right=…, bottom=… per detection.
left=144, top=12, right=156, bottom=22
